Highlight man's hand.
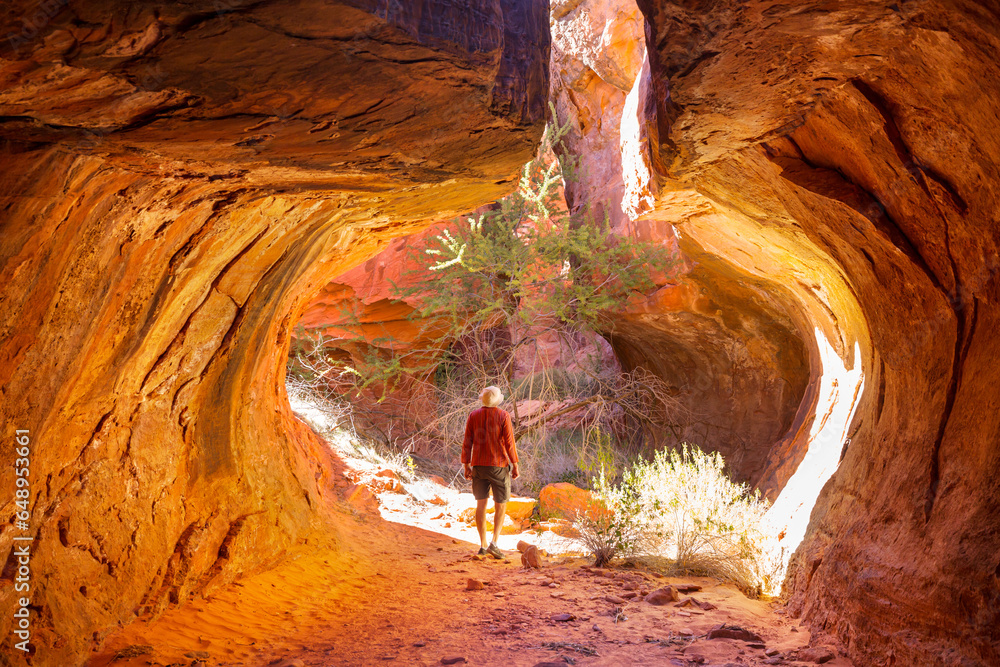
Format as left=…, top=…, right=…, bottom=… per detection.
left=463, top=463, right=473, bottom=480
left=511, top=463, right=520, bottom=480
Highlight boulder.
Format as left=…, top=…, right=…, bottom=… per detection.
left=538, top=483, right=602, bottom=521
left=504, top=498, right=538, bottom=521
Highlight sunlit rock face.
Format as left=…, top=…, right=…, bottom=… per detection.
left=0, top=1, right=548, bottom=663
left=550, top=0, right=813, bottom=488
left=631, top=0, right=1000, bottom=664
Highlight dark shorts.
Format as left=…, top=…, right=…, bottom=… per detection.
left=471, top=465, right=511, bottom=503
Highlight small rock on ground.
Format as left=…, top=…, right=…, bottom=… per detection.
left=706, top=624, right=763, bottom=642
left=645, top=586, right=678, bottom=605
left=798, top=647, right=837, bottom=663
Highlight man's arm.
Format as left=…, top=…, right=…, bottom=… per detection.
left=502, top=411, right=519, bottom=479
left=462, top=412, right=474, bottom=479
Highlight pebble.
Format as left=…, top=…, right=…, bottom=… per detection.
left=466, top=578, right=484, bottom=591
left=765, top=648, right=781, bottom=657
left=413, top=642, right=427, bottom=647
left=606, top=595, right=627, bottom=604
left=441, top=658, right=467, bottom=665
left=551, top=613, right=576, bottom=622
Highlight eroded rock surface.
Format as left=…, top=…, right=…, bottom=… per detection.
left=0, top=1, right=548, bottom=663
left=632, top=0, right=1000, bottom=664
left=2, top=0, right=998, bottom=665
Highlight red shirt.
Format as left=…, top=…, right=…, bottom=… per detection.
left=462, top=406, right=518, bottom=466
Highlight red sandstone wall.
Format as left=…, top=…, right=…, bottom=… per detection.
left=633, top=0, right=1000, bottom=663
left=0, top=1, right=549, bottom=663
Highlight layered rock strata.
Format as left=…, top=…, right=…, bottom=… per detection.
left=0, top=1, right=548, bottom=663
left=632, top=0, right=1000, bottom=664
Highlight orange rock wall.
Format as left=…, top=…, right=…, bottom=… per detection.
left=633, top=0, right=1000, bottom=664
left=549, top=0, right=814, bottom=487
left=0, top=1, right=549, bottom=663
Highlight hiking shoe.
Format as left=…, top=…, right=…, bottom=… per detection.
left=486, top=542, right=504, bottom=560
left=477, top=547, right=488, bottom=556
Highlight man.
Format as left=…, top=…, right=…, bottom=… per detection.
left=462, top=385, right=520, bottom=559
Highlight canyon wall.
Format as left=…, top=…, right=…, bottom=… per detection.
left=630, top=0, right=999, bottom=664
left=283, top=3, right=998, bottom=663
left=550, top=0, right=815, bottom=488
left=0, top=1, right=548, bottom=663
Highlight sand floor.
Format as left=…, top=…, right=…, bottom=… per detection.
left=89, top=492, right=853, bottom=667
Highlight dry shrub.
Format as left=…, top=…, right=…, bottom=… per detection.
left=576, top=444, right=783, bottom=597
left=573, top=468, right=660, bottom=567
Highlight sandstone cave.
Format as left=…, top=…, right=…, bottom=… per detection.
left=0, top=1, right=998, bottom=666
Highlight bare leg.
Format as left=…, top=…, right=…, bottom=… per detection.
left=491, top=501, right=507, bottom=546
left=475, top=499, right=489, bottom=549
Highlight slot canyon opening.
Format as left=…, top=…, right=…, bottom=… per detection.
left=1, top=1, right=997, bottom=666
left=282, top=137, right=867, bottom=598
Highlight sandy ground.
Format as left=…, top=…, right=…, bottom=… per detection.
left=89, top=490, right=853, bottom=667
left=91, top=403, right=852, bottom=666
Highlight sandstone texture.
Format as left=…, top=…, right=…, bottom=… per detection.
left=1, top=0, right=998, bottom=665
left=629, top=0, right=1000, bottom=664
left=292, top=4, right=999, bottom=663
left=0, top=1, right=549, bottom=663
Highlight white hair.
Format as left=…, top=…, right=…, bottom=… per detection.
left=480, top=385, right=503, bottom=407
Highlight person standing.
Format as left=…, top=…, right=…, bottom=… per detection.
left=462, top=385, right=520, bottom=558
